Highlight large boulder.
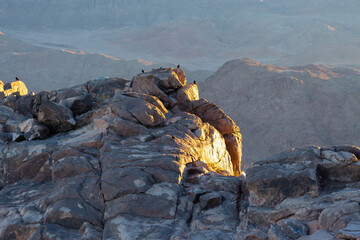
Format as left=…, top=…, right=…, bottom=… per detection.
left=246, top=147, right=320, bottom=207
left=37, top=100, right=76, bottom=133
left=109, top=94, right=165, bottom=127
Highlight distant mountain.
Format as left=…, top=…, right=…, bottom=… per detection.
left=199, top=59, right=360, bottom=165
left=0, top=32, right=211, bottom=92
left=2, top=0, right=360, bottom=69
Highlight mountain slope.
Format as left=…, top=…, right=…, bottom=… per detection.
left=0, top=32, right=212, bottom=92
left=200, top=59, right=360, bottom=165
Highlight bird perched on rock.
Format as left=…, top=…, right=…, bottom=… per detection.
left=141, top=69, right=145, bottom=73
left=193, top=80, right=197, bottom=85
left=15, top=77, right=20, bottom=81
left=177, top=65, right=181, bottom=69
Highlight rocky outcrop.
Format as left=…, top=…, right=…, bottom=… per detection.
left=242, top=145, right=360, bottom=240
left=0, top=67, right=243, bottom=239
left=1, top=66, right=359, bottom=239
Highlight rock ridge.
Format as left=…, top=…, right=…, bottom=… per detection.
left=0, top=67, right=359, bottom=239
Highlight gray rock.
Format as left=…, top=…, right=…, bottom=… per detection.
left=44, top=199, right=102, bottom=229
left=199, top=192, right=222, bottom=210
left=37, top=100, right=75, bottom=132
left=277, top=219, right=308, bottom=239
left=336, top=221, right=360, bottom=239
left=319, top=202, right=360, bottom=230
left=268, top=225, right=291, bottom=240
left=299, top=229, right=337, bottom=240
left=321, top=150, right=356, bottom=164
left=101, top=167, right=155, bottom=201
left=104, top=183, right=180, bottom=220
left=19, top=118, right=50, bottom=140
left=247, top=160, right=319, bottom=207
left=59, top=94, right=93, bottom=116
left=83, top=77, right=129, bottom=104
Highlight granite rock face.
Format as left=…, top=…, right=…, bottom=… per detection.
left=1, top=67, right=359, bottom=239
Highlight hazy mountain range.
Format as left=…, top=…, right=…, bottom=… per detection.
left=0, top=31, right=211, bottom=92
left=2, top=0, right=360, bottom=69
left=200, top=59, right=360, bottom=165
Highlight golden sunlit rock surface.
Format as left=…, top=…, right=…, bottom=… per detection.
left=0, top=79, right=28, bottom=97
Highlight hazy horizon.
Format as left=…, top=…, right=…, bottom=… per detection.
left=2, top=0, right=360, bottom=71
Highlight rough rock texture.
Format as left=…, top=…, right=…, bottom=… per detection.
left=1, top=67, right=359, bottom=239
left=0, top=67, right=243, bottom=239
left=242, top=145, right=360, bottom=240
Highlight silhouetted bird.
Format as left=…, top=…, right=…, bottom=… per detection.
left=15, top=77, right=20, bottom=81
left=193, top=80, right=197, bottom=85
left=141, top=69, right=145, bottom=73
left=177, top=65, right=180, bottom=69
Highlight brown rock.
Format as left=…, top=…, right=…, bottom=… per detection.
left=192, top=98, right=239, bottom=135
left=131, top=75, right=171, bottom=106
left=110, top=94, right=165, bottom=127
left=224, top=132, right=242, bottom=176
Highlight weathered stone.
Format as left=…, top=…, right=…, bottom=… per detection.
left=20, top=206, right=44, bottom=224
left=104, top=183, right=179, bottom=220
left=247, top=206, right=291, bottom=227
left=83, top=77, right=129, bottom=104
left=44, top=199, right=102, bottom=229
left=277, top=219, right=308, bottom=239
left=37, top=100, right=75, bottom=132
left=199, top=174, right=242, bottom=195
left=319, top=202, right=360, bottom=230
left=318, top=160, right=360, bottom=182
left=103, top=215, right=174, bottom=240
left=101, top=167, right=155, bottom=201
left=172, top=83, right=199, bottom=111
left=59, top=94, right=93, bottom=116
left=247, top=160, right=319, bottom=207
left=42, top=224, right=82, bottom=240
left=6, top=151, right=51, bottom=184
left=224, top=132, right=242, bottom=176
left=268, top=225, right=290, bottom=240
left=79, top=222, right=103, bottom=240
left=125, top=92, right=168, bottom=114
left=133, top=67, right=186, bottom=94
left=336, top=221, right=360, bottom=239
left=108, top=117, right=149, bottom=137
left=191, top=199, right=238, bottom=232
left=19, top=118, right=50, bottom=140
left=236, top=229, right=267, bottom=240
left=199, top=192, right=222, bottom=210
left=321, top=150, right=357, bottom=164
left=322, top=145, right=360, bottom=159
left=299, top=229, right=337, bottom=240
left=52, top=156, right=96, bottom=181
left=191, top=98, right=239, bottom=135
left=131, top=74, right=171, bottom=106
left=110, top=94, right=165, bottom=127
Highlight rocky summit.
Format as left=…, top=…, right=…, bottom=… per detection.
left=0, top=68, right=359, bottom=240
